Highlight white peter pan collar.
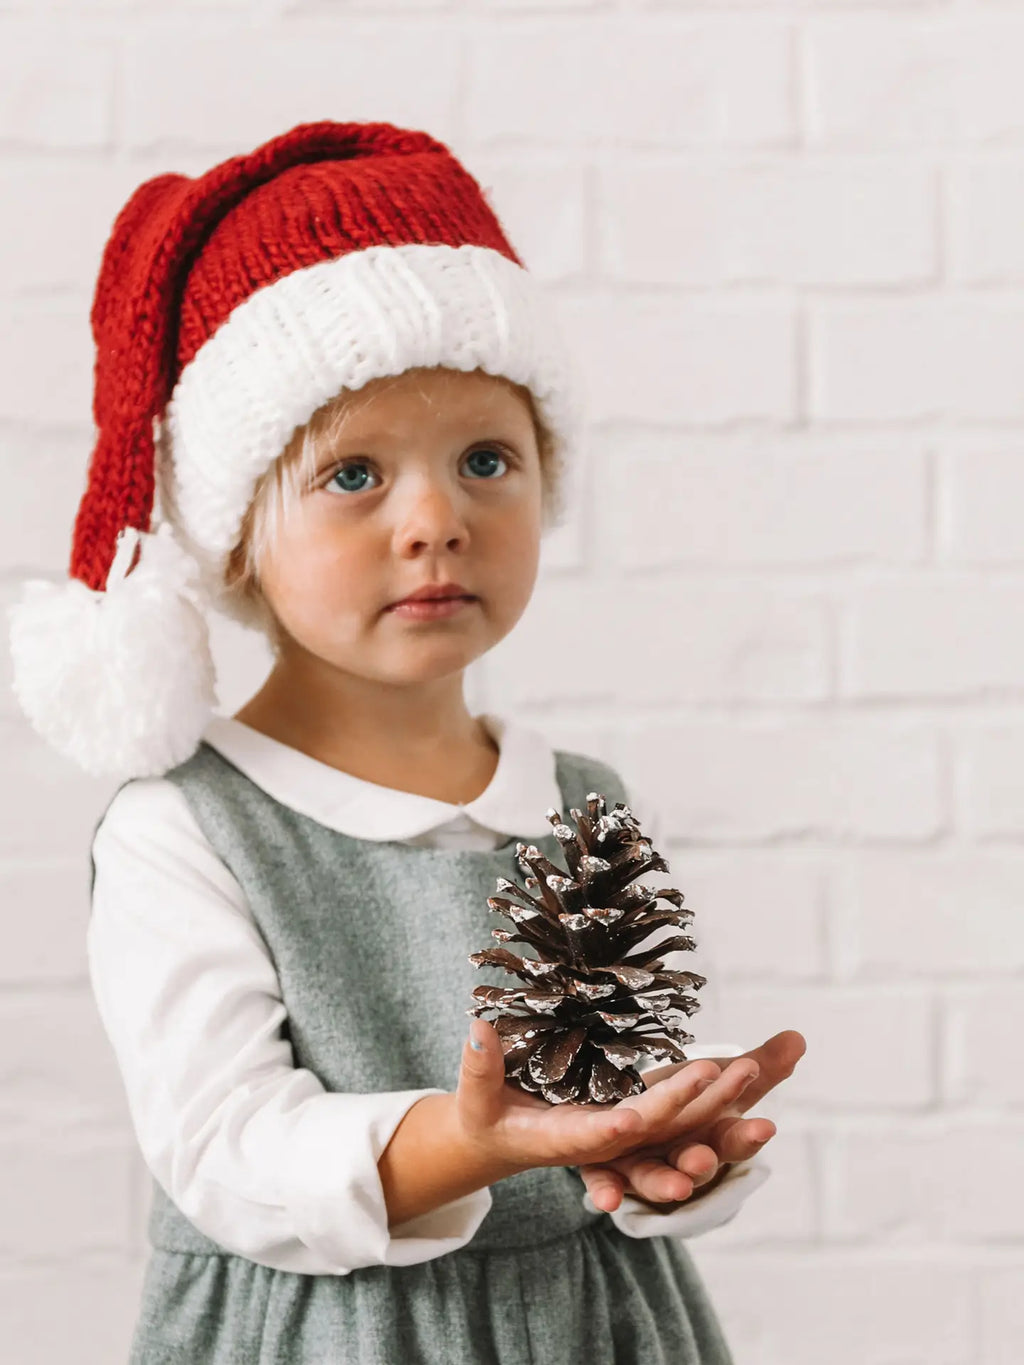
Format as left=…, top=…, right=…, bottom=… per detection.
left=199, top=710, right=563, bottom=843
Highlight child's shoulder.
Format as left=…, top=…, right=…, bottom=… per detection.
left=90, top=768, right=249, bottom=913
left=91, top=770, right=214, bottom=868
left=92, top=736, right=231, bottom=853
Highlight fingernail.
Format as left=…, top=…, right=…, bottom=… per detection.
left=469, top=1022, right=485, bottom=1050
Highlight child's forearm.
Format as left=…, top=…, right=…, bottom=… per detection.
left=377, top=1092, right=522, bottom=1227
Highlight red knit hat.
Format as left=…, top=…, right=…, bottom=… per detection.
left=7, top=120, right=579, bottom=781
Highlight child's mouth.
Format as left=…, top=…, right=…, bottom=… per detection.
left=387, top=595, right=477, bottom=620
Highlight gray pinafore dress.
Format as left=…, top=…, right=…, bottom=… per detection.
left=94, top=739, right=734, bottom=1364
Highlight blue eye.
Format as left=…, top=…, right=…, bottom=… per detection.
left=327, top=462, right=379, bottom=495
left=464, top=447, right=508, bottom=479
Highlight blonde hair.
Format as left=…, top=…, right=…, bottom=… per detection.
left=222, top=368, right=563, bottom=651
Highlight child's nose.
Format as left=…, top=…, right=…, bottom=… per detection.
left=393, top=477, right=469, bottom=554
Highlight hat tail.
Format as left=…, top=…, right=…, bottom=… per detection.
left=7, top=521, right=216, bottom=781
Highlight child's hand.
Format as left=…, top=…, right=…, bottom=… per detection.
left=454, top=1019, right=742, bottom=1180
left=576, top=1029, right=807, bottom=1213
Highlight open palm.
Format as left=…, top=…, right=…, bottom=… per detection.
left=455, top=1020, right=751, bottom=1177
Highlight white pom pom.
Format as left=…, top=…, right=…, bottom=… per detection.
left=7, top=521, right=217, bottom=781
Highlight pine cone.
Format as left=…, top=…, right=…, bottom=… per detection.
left=466, top=791, right=706, bottom=1104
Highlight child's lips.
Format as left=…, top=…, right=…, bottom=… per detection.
left=387, top=595, right=477, bottom=620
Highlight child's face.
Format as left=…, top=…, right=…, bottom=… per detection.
left=257, top=366, right=544, bottom=688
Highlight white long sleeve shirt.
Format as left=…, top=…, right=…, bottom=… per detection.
left=87, top=710, right=770, bottom=1276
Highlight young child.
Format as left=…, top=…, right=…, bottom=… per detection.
left=7, top=121, right=804, bottom=1364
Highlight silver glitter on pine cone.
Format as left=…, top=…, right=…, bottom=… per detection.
left=466, top=791, right=706, bottom=1104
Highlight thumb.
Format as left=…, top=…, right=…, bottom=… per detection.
left=457, top=1018, right=505, bottom=1130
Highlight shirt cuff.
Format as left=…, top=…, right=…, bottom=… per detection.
left=586, top=1155, right=771, bottom=1239
left=282, top=1088, right=493, bottom=1270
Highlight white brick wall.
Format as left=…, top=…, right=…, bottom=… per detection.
left=1, top=2, right=1020, bottom=1360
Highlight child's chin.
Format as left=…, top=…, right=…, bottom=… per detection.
left=389, top=641, right=491, bottom=680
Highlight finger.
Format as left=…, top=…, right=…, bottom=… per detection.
left=662, top=1058, right=760, bottom=1129
left=639, top=1056, right=729, bottom=1092
left=709, top=1058, right=761, bottom=1099
left=624, top=1061, right=764, bottom=1158
left=615, top=1152, right=697, bottom=1203
left=669, top=1142, right=720, bottom=1187
left=728, top=1031, right=806, bottom=1110
left=578, top=1163, right=627, bottom=1213
left=610, top=1137, right=719, bottom=1187
left=664, top=1034, right=804, bottom=1112
left=614, top=1142, right=716, bottom=1196
left=642, top=1032, right=806, bottom=1103
left=672, top=1115, right=777, bottom=1168
left=580, top=1152, right=696, bottom=1207
left=709, top=1116, right=777, bottom=1163
left=640, top=1059, right=697, bottom=1090
left=612, top=1061, right=723, bottom=1135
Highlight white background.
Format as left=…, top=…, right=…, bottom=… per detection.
left=1, top=1, right=1022, bottom=1361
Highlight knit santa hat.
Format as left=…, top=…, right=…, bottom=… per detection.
left=7, top=120, right=581, bottom=783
